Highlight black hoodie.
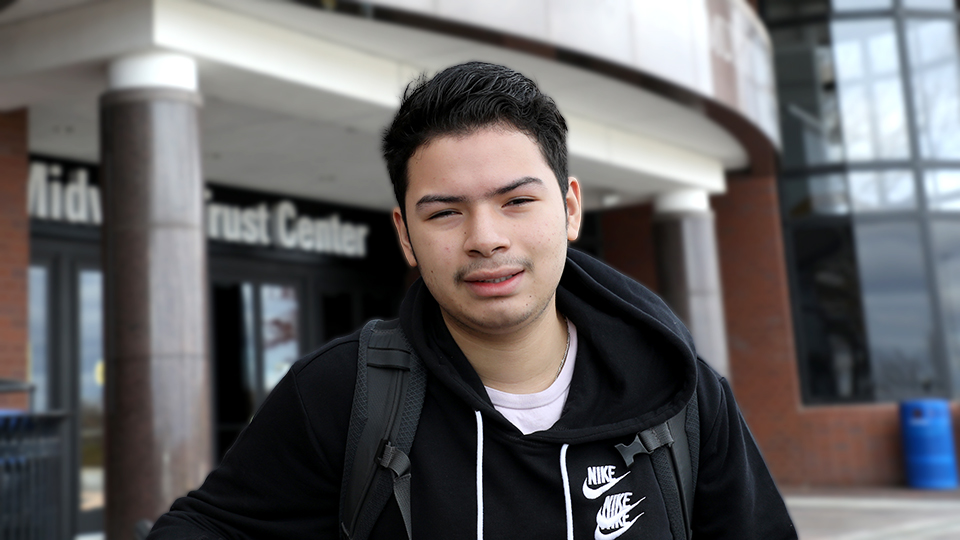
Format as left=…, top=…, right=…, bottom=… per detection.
left=150, top=249, right=797, bottom=539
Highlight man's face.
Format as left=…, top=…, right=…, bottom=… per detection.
left=393, top=126, right=582, bottom=337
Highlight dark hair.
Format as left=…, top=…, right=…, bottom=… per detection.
left=382, top=62, right=568, bottom=216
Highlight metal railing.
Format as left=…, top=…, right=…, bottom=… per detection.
left=0, top=380, right=67, bottom=540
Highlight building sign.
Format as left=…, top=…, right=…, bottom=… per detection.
left=27, top=160, right=101, bottom=224
left=27, top=157, right=372, bottom=259
left=205, top=196, right=369, bottom=257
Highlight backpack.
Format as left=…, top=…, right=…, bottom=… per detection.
left=339, top=319, right=699, bottom=540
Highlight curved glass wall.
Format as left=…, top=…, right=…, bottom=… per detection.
left=763, top=0, right=960, bottom=403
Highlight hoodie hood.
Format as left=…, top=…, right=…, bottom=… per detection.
left=398, top=247, right=699, bottom=444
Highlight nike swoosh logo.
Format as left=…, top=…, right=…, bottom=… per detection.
left=582, top=471, right=630, bottom=500
left=596, top=499, right=643, bottom=530
left=594, top=512, right=643, bottom=540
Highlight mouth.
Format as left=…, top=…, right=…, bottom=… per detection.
left=460, top=268, right=525, bottom=296
left=470, top=273, right=518, bottom=284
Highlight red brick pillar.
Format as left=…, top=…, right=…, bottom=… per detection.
left=0, top=109, right=29, bottom=410
left=599, top=203, right=659, bottom=290
left=715, top=174, right=913, bottom=487
left=712, top=173, right=803, bottom=482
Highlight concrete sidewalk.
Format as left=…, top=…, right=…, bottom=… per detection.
left=784, top=488, right=960, bottom=540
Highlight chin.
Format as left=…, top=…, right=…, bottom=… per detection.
left=448, top=303, right=549, bottom=335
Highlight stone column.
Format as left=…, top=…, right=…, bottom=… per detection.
left=100, top=52, right=211, bottom=539
left=652, top=189, right=730, bottom=378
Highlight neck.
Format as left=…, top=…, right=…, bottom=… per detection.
left=442, top=304, right=569, bottom=394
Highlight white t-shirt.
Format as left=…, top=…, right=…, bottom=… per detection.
left=484, top=319, right=578, bottom=435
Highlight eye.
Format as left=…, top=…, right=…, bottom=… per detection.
left=505, top=197, right=535, bottom=207
left=427, top=209, right=459, bottom=220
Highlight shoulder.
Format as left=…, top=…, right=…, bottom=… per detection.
left=692, top=358, right=737, bottom=444
left=286, top=330, right=362, bottom=427
left=292, top=330, right=361, bottom=373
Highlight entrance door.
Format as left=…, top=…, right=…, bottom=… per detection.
left=30, top=239, right=104, bottom=537
left=207, top=256, right=399, bottom=463
left=211, top=279, right=305, bottom=462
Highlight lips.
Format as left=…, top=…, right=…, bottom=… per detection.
left=461, top=269, right=524, bottom=297
left=461, top=268, right=523, bottom=284
left=472, top=273, right=517, bottom=284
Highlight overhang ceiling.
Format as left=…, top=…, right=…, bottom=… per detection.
left=4, top=0, right=752, bottom=211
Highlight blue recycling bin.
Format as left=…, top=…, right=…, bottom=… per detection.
left=900, top=399, right=959, bottom=490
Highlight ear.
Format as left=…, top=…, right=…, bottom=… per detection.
left=565, top=177, right=583, bottom=242
left=392, top=207, right=418, bottom=267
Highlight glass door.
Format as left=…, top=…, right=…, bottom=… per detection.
left=211, top=279, right=304, bottom=462
left=28, top=265, right=51, bottom=412
left=77, top=268, right=104, bottom=532
left=29, top=240, right=105, bottom=537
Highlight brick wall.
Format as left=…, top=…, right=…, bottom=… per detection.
left=0, top=109, right=29, bottom=410
left=598, top=203, right=658, bottom=291
left=599, top=174, right=936, bottom=487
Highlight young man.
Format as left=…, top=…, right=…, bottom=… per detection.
left=149, top=62, right=796, bottom=539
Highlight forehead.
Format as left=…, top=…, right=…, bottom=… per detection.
left=407, top=127, right=554, bottom=194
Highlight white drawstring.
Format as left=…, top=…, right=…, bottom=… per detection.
left=475, top=414, right=574, bottom=539
left=560, top=444, right=574, bottom=540
left=475, top=410, right=484, bottom=540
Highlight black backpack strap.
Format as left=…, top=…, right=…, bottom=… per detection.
left=615, top=388, right=699, bottom=540
left=340, top=319, right=427, bottom=540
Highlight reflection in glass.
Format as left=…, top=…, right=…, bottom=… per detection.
left=809, top=175, right=851, bottom=214
left=906, top=19, right=960, bottom=160
left=261, top=284, right=299, bottom=392
left=764, top=0, right=830, bottom=21
left=926, top=170, right=960, bottom=210
left=848, top=170, right=916, bottom=211
left=781, top=171, right=915, bottom=216
left=833, top=0, right=892, bottom=9
left=832, top=19, right=910, bottom=161
left=783, top=175, right=848, bottom=216
left=78, top=270, right=104, bottom=513
left=930, top=220, right=960, bottom=398
left=904, top=0, right=956, bottom=9
left=28, top=266, right=48, bottom=411
left=792, top=225, right=872, bottom=401
left=242, top=283, right=257, bottom=403
left=854, top=222, right=940, bottom=400
left=773, top=24, right=846, bottom=168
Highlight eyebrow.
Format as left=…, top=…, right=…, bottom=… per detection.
left=414, top=176, right=544, bottom=210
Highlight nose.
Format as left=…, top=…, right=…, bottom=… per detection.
left=463, top=207, right=509, bottom=257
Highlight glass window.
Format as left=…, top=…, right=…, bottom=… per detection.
left=832, top=19, right=911, bottom=161
left=781, top=171, right=916, bottom=217
left=791, top=224, right=873, bottom=401
left=242, top=283, right=257, bottom=399
left=261, top=284, right=299, bottom=392
left=28, top=266, right=49, bottom=412
left=763, top=0, right=830, bottom=21
left=78, top=270, right=104, bottom=515
left=833, top=0, right=892, bottom=10
left=904, top=0, right=958, bottom=9
left=773, top=24, right=846, bottom=169
left=809, top=174, right=852, bottom=214
left=211, top=282, right=259, bottom=461
left=854, top=221, right=942, bottom=400
left=906, top=19, right=960, bottom=160
left=925, top=169, right=960, bottom=210
left=848, top=170, right=916, bottom=211
left=930, top=220, right=960, bottom=398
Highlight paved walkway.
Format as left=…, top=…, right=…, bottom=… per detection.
left=784, top=488, right=960, bottom=540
